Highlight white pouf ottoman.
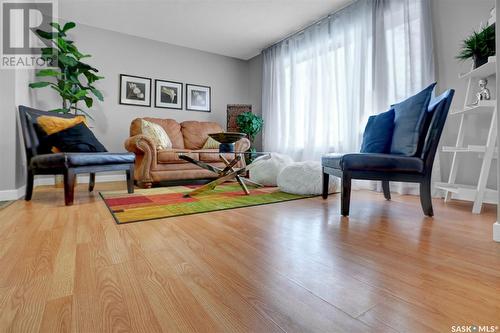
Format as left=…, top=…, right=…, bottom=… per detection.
left=277, top=161, right=339, bottom=195
left=249, top=153, right=294, bottom=186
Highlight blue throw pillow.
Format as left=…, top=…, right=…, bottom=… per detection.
left=360, top=108, right=395, bottom=153
left=390, top=83, right=437, bottom=156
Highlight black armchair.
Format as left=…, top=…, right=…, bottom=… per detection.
left=19, top=106, right=135, bottom=206
left=321, top=90, right=454, bottom=217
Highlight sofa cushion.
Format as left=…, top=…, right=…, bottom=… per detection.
left=322, top=153, right=424, bottom=173
left=181, top=121, right=224, bottom=150
left=157, top=149, right=199, bottom=164
left=37, top=115, right=86, bottom=135
left=202, top=137, right=220, bottom=149
left=130, top=118, right=184, bottom=148
left=30, top=152, right=135, bottom=169
left=40, top=123, right=108, bottom=153
left=390, top=83, right=436, bottom=156
left=360, top=109, right=395, bottom=153
left=141, top=119, right=172, bottom=150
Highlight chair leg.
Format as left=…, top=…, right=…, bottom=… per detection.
left=126, top=165, right=135, bottom=194
left=322, top=171, right=329, bottom=199
left=341, top=173, right=351, bottom=216
left=64, top=169, right=76, bottom=206
left=420, top=180, right=434, bottom=217
left=382, top=181, right=391, bottom=200
left=25, top=170, right=34, bottom=201
left=89, top=173, right=96, bottom=192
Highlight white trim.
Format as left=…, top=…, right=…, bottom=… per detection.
left=0, top=187, right=26, bottom=201
left=0, top=173, right=126, bottom=201
left=494, top=222, right=500, bottom=242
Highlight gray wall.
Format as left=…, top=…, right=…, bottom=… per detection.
left=0, top=71, right=17, bottom=192
left=432, top=0, right=497, bottom=188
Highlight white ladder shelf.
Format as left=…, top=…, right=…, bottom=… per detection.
left=436, top=56, right=497, bottom=214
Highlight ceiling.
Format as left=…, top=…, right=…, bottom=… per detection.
left=59, top=0, right=352, bottom=60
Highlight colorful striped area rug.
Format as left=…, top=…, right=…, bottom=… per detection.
left=100, top=183, right=314, bottom=224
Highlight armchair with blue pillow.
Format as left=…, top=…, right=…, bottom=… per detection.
left=322, top=83, right=455, bottom=216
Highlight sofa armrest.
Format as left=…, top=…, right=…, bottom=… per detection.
left=235, top=137, right=251, bottom=152
left=124, top=134, right=157, bottom=185
left=124, top=134, right=156, bottom=155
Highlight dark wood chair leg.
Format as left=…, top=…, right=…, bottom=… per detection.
left=64, top=169, right=76, bottom=206
left=419, top=180, right=434, bottom=217
left=341, top=173, right=351, bottom=216
left=322, top=170, right=329, bottom=199
left=382, top=181, right=391, bottom=200
left=25, top=170, right=34, bottom=201
left=89, top=173, right=96, bottom=192
left=126, top=165, right=135, bottom=194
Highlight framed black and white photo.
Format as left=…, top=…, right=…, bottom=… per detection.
left=119, top=74, right=151, bottom=107
left=186, top=84, right=211, bottom=112
left=155, top=80, right=182, bottom=109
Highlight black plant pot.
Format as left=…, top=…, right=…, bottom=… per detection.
left=473, top=54, right=489, bottom=69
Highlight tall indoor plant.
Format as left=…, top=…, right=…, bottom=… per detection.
left=457, top=24, right=495, bottom=69
left=29, top=22, right=104, bottom=117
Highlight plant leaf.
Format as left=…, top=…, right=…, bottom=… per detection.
left=35, top=69, right=60, bottom=77
left=35, top=29, right=56, bottom=40
left=90, top=88, right=104, bottom=101
left=29, top=82, right=51, bottom=88
left=62, top=22, right=76, bottom=32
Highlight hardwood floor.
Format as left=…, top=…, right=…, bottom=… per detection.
left=0, top=182, right=499, bottom=332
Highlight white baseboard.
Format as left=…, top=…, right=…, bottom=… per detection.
left=0, top=173, right=126, bottom=201
left=494, top=222, right=500, bottom=242
left=0, top=187, right=26, bottom=201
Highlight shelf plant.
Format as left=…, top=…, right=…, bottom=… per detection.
left=457, top=24, right=496, bottom=68
left=29, top=22, right=104, bottom=118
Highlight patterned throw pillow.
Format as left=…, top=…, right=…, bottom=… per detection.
left=37, top=115, right=87, bottom=135
left=141, top=119, right=172, bottom=150
left=202, top=136, right=220, bottom=149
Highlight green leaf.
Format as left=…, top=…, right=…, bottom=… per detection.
left=29, top=82, right=51, bottom=88
left=35, top=69, right=60, bottom=77
left=50, top=22, right=61, bottom=31
left=62, top=22, right=76, bottom=32
left=35, top=29, right=56, bottom=40
left=74, top=90, right=88, bottom=99
left=58, top=54, right=78, bottom=67
left=90, top=88, right=104, bottom=101
left=84, top=97, right=93, bottom=108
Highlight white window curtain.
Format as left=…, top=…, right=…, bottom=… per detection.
left=262, top=0, right=436, bottom=194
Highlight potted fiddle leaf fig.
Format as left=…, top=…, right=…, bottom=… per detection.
left=29, top=21, right=104, bottom=118
left=236, top=112, right=264, bottom=162
left=457, top=24, right=496, bottom=69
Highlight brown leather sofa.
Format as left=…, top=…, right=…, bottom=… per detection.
left=124, top=118, right=250, bottom=188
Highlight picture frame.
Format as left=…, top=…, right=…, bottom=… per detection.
left=186, top=84, right=211, bottom=112
left=155, top=79, right=183, bottom=109
left=119, top=74, right=152, bottom=107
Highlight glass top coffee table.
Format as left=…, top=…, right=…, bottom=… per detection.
left=178, top=151, right=271, bottom=197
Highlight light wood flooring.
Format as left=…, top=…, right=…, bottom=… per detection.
left=0, top=181, right=499, bottom=332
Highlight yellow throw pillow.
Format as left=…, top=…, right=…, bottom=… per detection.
left=37, top=115, right=86, bottom=136
left=202, top=136, right=220, bottom=149
left=141, top=119, right=172, bottom=150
